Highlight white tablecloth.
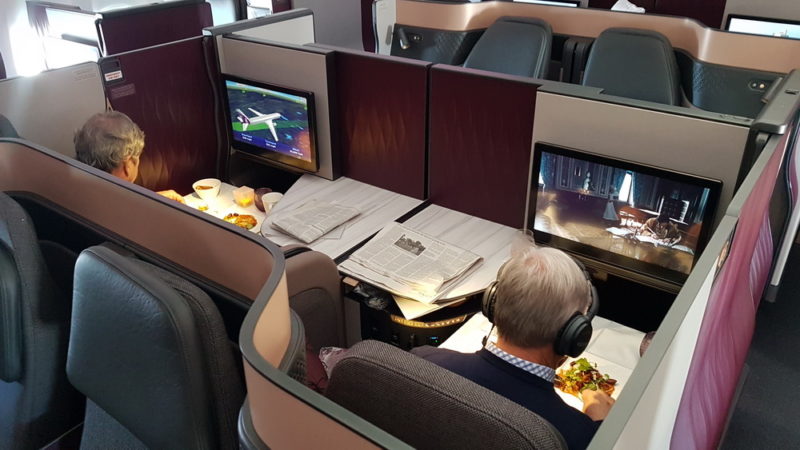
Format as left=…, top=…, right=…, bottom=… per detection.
left=440, top=313, right=645, bottom=409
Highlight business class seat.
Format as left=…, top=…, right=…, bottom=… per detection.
left=463, top=16, right=553, bottom=79
left=326, top=340, right=568, bottom=450
left=67, top=245, right=244, bottom=449
left=283, top=245, right=347, bottom=350
left=0, top=192, right=84, bottom=450
left=582, top=28, right=682, bottom=106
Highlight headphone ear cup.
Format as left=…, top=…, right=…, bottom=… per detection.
left=482, top=281, right=499, bottom=323
left=554, top=313, right=593, bottom=357
left=587, top=284, right=600, bottom=319
left=570, top=256, right=600, bottom=319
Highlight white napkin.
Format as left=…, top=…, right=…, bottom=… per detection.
left=611, top=0, right=646, bottom=13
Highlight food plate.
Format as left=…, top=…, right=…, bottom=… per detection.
left=554, top=355, right=632, bottom=410
left=555, top=358, right=617, bottom=397
left=223, top=212, right=258, bottom=230
left=216, top=206, right=264, bottom=233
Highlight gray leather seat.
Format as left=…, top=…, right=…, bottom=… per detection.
left=582, top=28, right=682, bottom=105
left=67, top=245, right=244, bottom=449
left=326, top=340, right=568, bottom=450
left=464, top=16, right=553, bottom=79
left=0, top=114, right=19, bottom=138
left=0, top=192, right=84, bottom=449
left=283, top=245, right=346, bottom=350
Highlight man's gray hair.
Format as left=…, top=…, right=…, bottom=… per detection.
left=74, top=111, right=144, bottom=172
left=493, top=234, right=591, bottom=349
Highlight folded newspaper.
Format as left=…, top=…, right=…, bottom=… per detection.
left=270, top=200, right=360, bottom=243
left=339, top=222, right=483, bottom=304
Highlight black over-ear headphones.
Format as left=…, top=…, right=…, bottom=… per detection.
left=481, top=256, right=599, bottom=357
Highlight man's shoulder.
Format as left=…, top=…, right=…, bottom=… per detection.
left=411, top=345, right=478, bottom=362
left=410, top=346, right=491, bottom=376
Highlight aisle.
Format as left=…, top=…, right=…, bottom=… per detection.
left=721, top=244, right=800, bottom=449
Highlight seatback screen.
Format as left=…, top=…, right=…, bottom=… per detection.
left=726, top=15, right=800, bottom=40
left=513, top=0, right=579, bottom=7
left=223, top=75, right=318, bottom=172
left=528, top=143, right=721, bottom=285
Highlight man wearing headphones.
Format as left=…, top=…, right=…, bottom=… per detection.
left=412, top=241, right=613, bottom=450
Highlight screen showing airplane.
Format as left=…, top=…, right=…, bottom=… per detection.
left=528, top=143, right=721, bottom=285
left=726, top=15, right=800, bottom=40
left=224, top=76, right=318, bottom=172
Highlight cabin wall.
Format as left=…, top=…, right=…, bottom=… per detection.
left=292, top=0, right=363, bottom=49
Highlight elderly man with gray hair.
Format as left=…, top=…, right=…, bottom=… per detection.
left=75, top=111, right=184, bottom=202
left=413, top=236, right=613, bottom=450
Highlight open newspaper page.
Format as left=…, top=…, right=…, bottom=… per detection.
left=340, top=222, right=483, bottom=303
left=270, top=200, right=360, bottom=243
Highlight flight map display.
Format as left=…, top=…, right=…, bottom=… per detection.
left=226, top=80, right=314, bottom=163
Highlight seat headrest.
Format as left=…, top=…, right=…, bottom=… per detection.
left=464, top=16, right=553, bottom=79
left=0, top=192, right=31, bottom=382
left=67, top=245, right=237, bottom=448
left=582, top=28, right=682, bottom=106
left=326, top=340, right=567, bottom=449
left=0, top=114, right=20, bottom=139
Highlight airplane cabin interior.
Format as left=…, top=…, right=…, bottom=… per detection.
left=1, top=0, right=800, bottom=449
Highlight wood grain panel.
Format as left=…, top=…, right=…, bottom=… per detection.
left=428, top=66, right=540, bottom=228
left=104, top=38, right=219, bottom=194
left=334, top=49, right=429, bottom=199
left=99, top=2, right=212, bottom=55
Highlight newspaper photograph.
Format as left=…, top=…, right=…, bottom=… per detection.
left=269, top=200, right=360, bottom=243
left=341, top=222, right=483, bottom=303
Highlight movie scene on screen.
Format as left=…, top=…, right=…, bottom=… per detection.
left=533, top=150, right=716, bottom=276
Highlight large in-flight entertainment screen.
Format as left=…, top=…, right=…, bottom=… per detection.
left=224, top=75, right=318, bottom=172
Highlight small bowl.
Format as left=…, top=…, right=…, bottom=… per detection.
left=192, top=178, right=221, bottom=201
left=254, top=187, right=273, bottom=212
left=262, top=192, right=283, bottom=213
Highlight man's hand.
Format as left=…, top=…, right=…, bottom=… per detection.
left=581, top=389, right=615, bottom=421
left=157, top=189, right=185, bottom=204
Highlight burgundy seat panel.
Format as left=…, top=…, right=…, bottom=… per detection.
left=103, top=37, right=220, bottom=194
left=428, top=66, right=540, bottom=228
left=99, top=1, right=212, bottom=56
left=334, top=49, right=429, bottom=199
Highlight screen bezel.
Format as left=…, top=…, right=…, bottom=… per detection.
left=724, top=14, right=800, bottom=40
left=222, top=74, right=319, bottom=173
left=513, top=0, right=580, bottom=7
left=528, top=142, right=722, bottom=286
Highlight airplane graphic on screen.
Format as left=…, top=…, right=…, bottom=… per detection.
left=235, top=108, right=282, bottom=141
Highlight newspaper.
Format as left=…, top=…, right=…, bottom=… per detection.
left=270, top=200, right=360, bottom=243
left=393, top=295, right=466, bottom=320
left=339, top=222, right=483, bottom=304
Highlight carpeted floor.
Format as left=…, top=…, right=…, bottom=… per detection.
left=720, top=244, right=800, bottom=449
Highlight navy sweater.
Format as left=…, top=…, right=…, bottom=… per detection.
left=412, top=346, right=600, bottom=450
